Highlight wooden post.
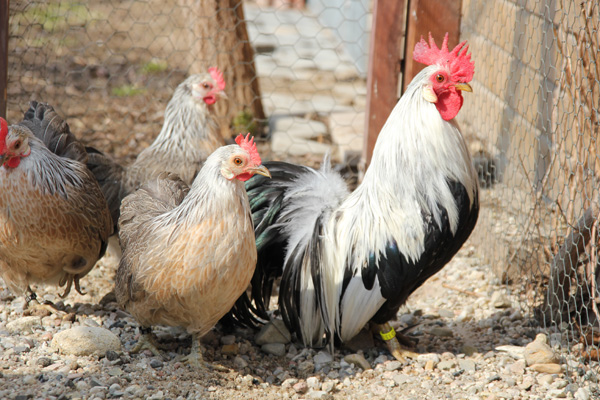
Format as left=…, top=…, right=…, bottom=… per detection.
left=362, top=0, right=462, bottom=168
left=403, top=0, right=462, bottom=90
left=0, top=0, right=8, bottom=119
left=362, top=0, right=407, bottom=168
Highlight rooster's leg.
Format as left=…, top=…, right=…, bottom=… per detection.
left=377, top=322, right=418, bottom=363
left=181, top=333, right=228, bottom=371
left=131, top=327, right=163, bottom=358
left=24, top=287, right=66, bottom=317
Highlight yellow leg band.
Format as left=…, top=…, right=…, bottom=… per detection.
left=380, top=326, right=396, bottom=341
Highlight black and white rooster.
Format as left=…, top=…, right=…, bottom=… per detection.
left=231, top=33, right=479, bottom=361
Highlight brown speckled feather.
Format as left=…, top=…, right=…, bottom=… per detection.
left=0, top=116, right=112, bottom=296
left=114, top=145, right=258, bottom=337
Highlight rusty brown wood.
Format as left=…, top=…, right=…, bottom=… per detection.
left=362, top=0, right=408, bottom=168
left=0, top=0, right=8, bottom=119
left=403, top=0, right=462, bottom=90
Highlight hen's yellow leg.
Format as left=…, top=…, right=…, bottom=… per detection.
left=131, top=327, right=163, bottom=358
left=377, top=322, right=419, bottom=362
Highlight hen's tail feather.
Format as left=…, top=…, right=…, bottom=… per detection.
left=85, top=146, right=129, bottom=231
left=19, top=101, right=87, bottom=163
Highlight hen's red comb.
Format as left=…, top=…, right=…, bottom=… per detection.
left=208, top=67, right=226, bottom=91
left=235, top=133, right=261, bottom=166
left=413, top=32, right=474, bottom=83
left=0, top=118, right=8, bottom=154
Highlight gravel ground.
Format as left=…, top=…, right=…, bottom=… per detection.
left=0, top=244, right=598, bottom=400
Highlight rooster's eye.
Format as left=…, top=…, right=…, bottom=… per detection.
left=233, top=157, right=243, bottom=166
left=435, top=74, right=445, bottom=83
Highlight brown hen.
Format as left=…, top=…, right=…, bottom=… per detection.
left=0, top=102, right=113, bottom=306
left=115, top=134, right=270, bottom=369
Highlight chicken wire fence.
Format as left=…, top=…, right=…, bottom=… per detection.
left=3, top=0, right=600, bottom=379
left=4, top=0, right=368, bottom=170
left=458, top=0, right=600, bottom=376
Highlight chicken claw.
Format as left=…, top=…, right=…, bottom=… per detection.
left=181, top=334, right=228, bottom=372
left=131, top=327, right=163, bottom=359
left=378, top=322, right=419, bottom=363
left=25, top=289, right=66, bottom=317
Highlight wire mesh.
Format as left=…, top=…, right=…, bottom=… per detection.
left=460, top=0, right=600, bottom=379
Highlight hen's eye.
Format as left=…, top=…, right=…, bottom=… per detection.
left=14, top=141, right=21, bottom=150
left=233, top=157, right=243, bottom=166
left=435, top=74, right=445, bottom=83
left=202, top=82, right=211, bottom=89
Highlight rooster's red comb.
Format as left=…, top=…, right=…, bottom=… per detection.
left=413, top=32, right=474, bottom=83
left=235, top=133, right=261, bottom=166
left=0, top=118, right=8, bottom=154
left=208, top=67, right=226, bottom=91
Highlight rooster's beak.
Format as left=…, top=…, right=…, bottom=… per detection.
left=454, top=82, right=473, bottom=92
left=249, top=165, right=271, bottom=178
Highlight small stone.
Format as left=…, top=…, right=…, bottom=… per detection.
left=322, top=381, right=335, bottom=393
left=255, top=319, right=291, bottom=345
left=261, top=343, right=286, bottom=357
left=429, top=327, right=454, bottom=337
left=437, top=360, right=456, bottom=370
left=344, top=353, right=371, bottom=370
left=458, top=359, right=476, bottom=372
left=306, top=376, right=320, bottom=390
left=524, top=333, right=559, bottom=366
left=233, top=356, right=248, bottom=369
left=37, top=357, right=52, bottom=367
left=490, top=291, right=512, bottom=308
left=460, top=345, right=478, bottom=356
left=51, top=326, right=121, bottom=356
left=108, top=366, right=123, bottom=376
left=222, top=343, right=239, bottom=356
left=424, top=360, right=435, bottom=370
left=508, top=359, right=526, bottom=375
left=575, top=387, right=591, bottom=400
left=486, top=374, right=501, bottom=383
left=538, top=374, right=556, bottom=386
left=149, top=359, right=163, bottom=369
left=293, top=381, right=308, bottom=394
left=518, top=377, right=534, bottom=391
left=6, top=316, right=41, bottom=333
left=124, top=384, right=143, bottom=396
left=385, top=360, right=402, bottom=371
left=495, top=345, right=525, bottom=360
left=14, top=345, right=30, bottom=354
left=417, top=353, right=441, bottom=363
left=313, top=351, right=333, bottom=365
left=105, top=350, right=119, bottom=361
left=392, top=373, right=410, bottom=385
left=297, top=361, right=315, bottom=377
left=68, top=360, right=79, bottom=370
left=530, top=363, right=562, bottom=374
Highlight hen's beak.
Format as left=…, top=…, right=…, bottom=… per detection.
left=249, top=165, right=271, bottom=178
left=0, top=153, right=7, bottom=166
left=454, top=82, right=473, bottom=92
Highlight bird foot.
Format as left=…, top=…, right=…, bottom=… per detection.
left=24, top=293, right=66, bottom=317
left=131, top=334, right=164, bottom=359
left=180, top=353, right=229, bottom=372
left=378, top=323, right=419, bottom=363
